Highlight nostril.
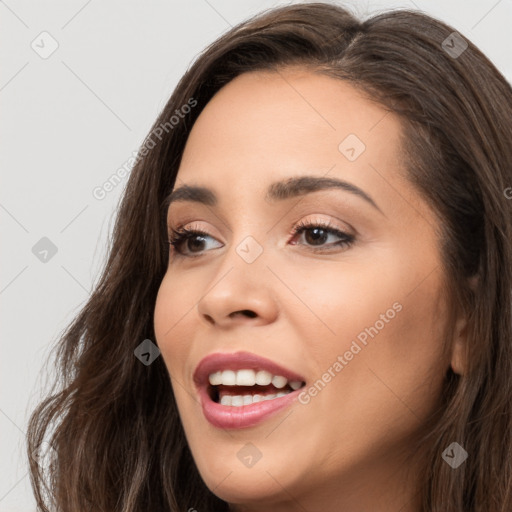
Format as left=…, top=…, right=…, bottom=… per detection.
left=204, top=314, right=215, bottom=325
left=231, top=310, right=257, bottom=318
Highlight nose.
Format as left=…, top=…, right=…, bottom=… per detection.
left=196, top=248, right=279, bottom=329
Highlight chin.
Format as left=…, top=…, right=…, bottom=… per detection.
left=199, top=465, right=284, bottom=504
left=191, top=444, right=304, bottom=505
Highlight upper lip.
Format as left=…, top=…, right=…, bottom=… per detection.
left=193, top=351, right=306, bottom=388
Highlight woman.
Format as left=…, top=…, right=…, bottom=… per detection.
left=27, top=2, right=512, bottom=511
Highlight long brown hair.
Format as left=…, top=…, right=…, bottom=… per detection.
left=26, top=3, right=512, bottom=511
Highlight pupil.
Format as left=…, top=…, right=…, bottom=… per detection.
left=305, top=228, right=327, bottom=245
left=189, top=235, right=206, bottom=252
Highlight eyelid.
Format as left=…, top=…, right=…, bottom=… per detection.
left=289, top=214, right=354, bottom=235
left=168, top=213, right=354, bottom=237
left=168, top=220, right=222, bottom=239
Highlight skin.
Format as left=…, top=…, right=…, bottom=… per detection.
left=153, top=68, right=469, bottom=512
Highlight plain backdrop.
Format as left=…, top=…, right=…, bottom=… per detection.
left=1, top=1, right=511, bottom=510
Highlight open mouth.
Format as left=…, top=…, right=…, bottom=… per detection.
left=193, top=351, right=307, bottom=428
left=207, top=369, right=305, bottom=406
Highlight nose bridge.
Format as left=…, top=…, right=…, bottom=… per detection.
left=215, top=228, right=270, bottom=297
left=217, top=205, right=271, bottom=274
left=196, top=228, right=278, bottom=326
left=234, top=232, right=266, bottom=265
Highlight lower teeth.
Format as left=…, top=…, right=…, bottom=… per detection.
left=219, top=391, right=291, bottom=406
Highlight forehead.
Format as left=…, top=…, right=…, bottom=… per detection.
left=185, top=68, right=396, bottom=146
left=174, top=68, right=408, bottom=214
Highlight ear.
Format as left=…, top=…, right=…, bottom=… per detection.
left=450, top=315, right=469, bottom=376
left=450, top=275, right=478, bottom=376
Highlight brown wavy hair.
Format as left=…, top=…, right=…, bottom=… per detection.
left=26, top=2, right=512, bottom=511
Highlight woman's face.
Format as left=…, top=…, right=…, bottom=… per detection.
left=154, top=69, right=461, bottom=510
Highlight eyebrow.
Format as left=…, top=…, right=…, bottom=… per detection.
left=164, top=175, right=384, bottom=215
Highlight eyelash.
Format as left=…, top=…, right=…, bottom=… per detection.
left=167, top=219, right=355, bottom=258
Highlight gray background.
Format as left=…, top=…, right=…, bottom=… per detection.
left=1, top=1, right=510, bottom=509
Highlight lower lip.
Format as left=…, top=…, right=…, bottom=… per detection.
left=198, top=386, right=302, bottom=429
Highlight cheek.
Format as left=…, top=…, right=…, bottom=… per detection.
left=274, top=255, right=405, bottom=366
left=153, top=272, right=199, bottom=372
left=288, top=252, right=448, bottom=419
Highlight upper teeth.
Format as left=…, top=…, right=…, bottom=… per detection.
left=208, top=369, right=302, bottom=390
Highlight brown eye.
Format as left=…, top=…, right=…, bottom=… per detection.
left=168, top=227, right=222, bottom=257
left=289, top=221, right=355, bottom=251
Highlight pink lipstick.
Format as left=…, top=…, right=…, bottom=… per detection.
left=193, top=351, right=306, bottom=429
